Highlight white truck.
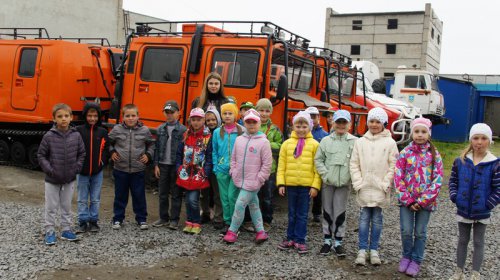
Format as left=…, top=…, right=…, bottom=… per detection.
left=390, top=66, right=448, bottom=124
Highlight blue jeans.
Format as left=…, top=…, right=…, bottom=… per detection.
left=113, top=170, right=147, bottom=224
left=185, top=190, right=201, bottom=224
left=400, top=206, right=431, bottom=263
left=358, top=207, right=383, bottom=250
left=286, top=187, right=310, bottom=244
left=77, top=171, right=103, bottom=223
left=259, top=173, right=276, bottom=224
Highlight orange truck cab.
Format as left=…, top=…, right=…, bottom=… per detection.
left=110, top=21, right=340, bottom=136
left=0, top=28, right=122, bottom=167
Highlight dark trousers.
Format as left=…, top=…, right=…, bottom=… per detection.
left=312, top=189, right=322, bottom=217
left=185, top=190, right=201, bottom=224
left=286, top=187, right=311, bottom=244
left=258, top=173, right=276, bottom=224
left=158, top=164, right=183, bottom=222
left=113, top=169, right=147, bottom=223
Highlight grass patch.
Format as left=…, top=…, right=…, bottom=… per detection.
left=433, top=141, right=499, bottom=176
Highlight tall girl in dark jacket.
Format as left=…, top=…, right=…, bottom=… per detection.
left=191, top=72, right=229, bottom=114
left=448, top=123, right=499, bottom=280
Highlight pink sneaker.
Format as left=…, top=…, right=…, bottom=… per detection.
left=405, top=261, right=421, bottom=277
left=223, top=230, right=238, bottom=243
left=398, top=257, right=411, bottom=273
left=255, top=230, right=268, bottom=244
left=294, top=243, right=308, bottom=254
left=277, top=240, right=295, bottom=250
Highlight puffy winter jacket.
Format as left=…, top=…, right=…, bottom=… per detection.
left=260, top=120, right=283, bottom=173
left=315, top=132, right=357, bottom=187
left=230, top=132, right=272, bottom=191
left=394, top=142, right=444, bottom=211
left=154, top=121, right=187, bottom=166
left=276, top=131, right=321, bottom=190
left=38, top=127, right=85, bottom=184
left=212, top=124, right=245, bottom=174
left=176, top=126, right=213, bottom=190
left=350, top=129, right=398, bottom=208
left=108, top=122, right=155, bottom=173
left=449, top=152, right=499, bottom=220
left=76, top=102, right=109, bottom=176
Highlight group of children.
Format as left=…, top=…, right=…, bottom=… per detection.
left=38, top=72, right=498, bottom=279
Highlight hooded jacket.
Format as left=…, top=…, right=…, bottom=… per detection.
left=206, top=108, right=222, bottom=131
left=212, top=124, right=245, bottom=174
left=230, top=131, right=272, bottom=191
left=276, top=131, right=321, bottom=190
left=350, top=129, right=399, bottom=208
left=175, top=126, right=213, bottom=190
left=449, top=152, right=499, bottom=220
left=260, top=119, right=283, bottom=173
left=109, top=122, right=155, bottom=173
left=315, top=132, right=357, bottom=187
left=394, top=141, right=444, bottom=211
left=76, top=102, right=109, bottom=176
left=38, top=127, right=86, bottom=184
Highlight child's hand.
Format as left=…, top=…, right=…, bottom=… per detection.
left=154, top=166, right=160, bottom=179
left=111, top=152, right=121, bottom=162
left=410, top=204, right=421, bottom=212
left=139, top=154, right=149, bottom=164
left=278, top=186, right=286, bottom=196
left=309, top=188, right=318, bottom=198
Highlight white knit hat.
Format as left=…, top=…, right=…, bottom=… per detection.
left=293, top=111, right=313, bottom=129
left=367, top=107, right=388, bottom=125
left=469, top=123, right=493, bottom=143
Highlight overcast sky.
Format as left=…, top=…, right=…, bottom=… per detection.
left=123, top=0, right=500, bottom=75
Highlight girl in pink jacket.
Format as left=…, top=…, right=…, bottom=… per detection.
left=223, top=109, right=272, bottom=244
left=394, top=117, right=443, bottom=277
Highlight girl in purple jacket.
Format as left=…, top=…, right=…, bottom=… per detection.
left=223, top=109, right=272, bottom=244
left=394, top=117, right=443, bottom=277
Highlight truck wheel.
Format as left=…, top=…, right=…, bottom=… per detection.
left=0, top=140, right=9, bottom=161
left=27, top=144, right=40, bottom=168
left=11, top=141, right=26, bottom=163
left=372, top=79, right=386, bottom=94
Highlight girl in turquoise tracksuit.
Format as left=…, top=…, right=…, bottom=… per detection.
left=212, top=103, right=245, bottom=234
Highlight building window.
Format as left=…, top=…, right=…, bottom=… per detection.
left=431, top=28, right=435, bottom=39
left=387, top=19, right=398, bottom=29
left=386, top=44, right=396, bottom=54
left=437, top=34, right=441, bottom=45
left=352, top=20, right=362, bottom=30
left=351, top=45, right=361, bottom=55
left=384, top=72, right=394, bottom=78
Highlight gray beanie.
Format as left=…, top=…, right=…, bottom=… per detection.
left=255, top=98, right=273, bottom=113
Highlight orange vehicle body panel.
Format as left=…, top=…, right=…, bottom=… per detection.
left=0, top=39, right=120, bottom=124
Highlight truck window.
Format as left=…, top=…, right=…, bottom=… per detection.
left=271, top=50, right=312, bottom=92
left=419, top=75, right=427, bottom=89
left=18, top=48, right=38, bottom=78
left=212, top=50, right=259, bottom=88
left=140, top=48, right=183, bottom=83
left=404, top=75, right=418, bottom=88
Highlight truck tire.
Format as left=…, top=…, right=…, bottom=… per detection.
left=372, top=79, right=386, bottom=94
left=0, top=140, right=9, bottom=161
left=11, top=141, right=26, bottom=163
left=27, top=144, right=40, bottom=168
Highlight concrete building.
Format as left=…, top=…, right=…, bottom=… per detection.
left=324, top=3, right=443, bottom=78
left=0, top=0, right=172, bottom=46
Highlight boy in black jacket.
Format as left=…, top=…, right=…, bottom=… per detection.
left=75, top=102, right=109, bottom=233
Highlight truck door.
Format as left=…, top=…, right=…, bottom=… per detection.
left=11, top=46, right=42, bottom=110
left=132, top=45, right=187, bottom=125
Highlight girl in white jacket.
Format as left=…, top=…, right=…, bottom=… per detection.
left=350, top=107, right=399, bottom=266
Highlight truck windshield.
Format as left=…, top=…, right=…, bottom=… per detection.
left=271, top=50, right=312, bottom=92
left=212, top=50, right=259, bottom=88
left=404, top=75, right=427, bottom=89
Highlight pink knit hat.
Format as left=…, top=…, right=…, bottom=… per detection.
left=411, top=117, right=432, bottom=135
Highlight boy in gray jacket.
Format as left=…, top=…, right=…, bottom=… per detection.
left=314, top=110, right=357, bottom=257
left=38, top=103, right=86, bottom=245
left=109, top=104, right=154, bottom=230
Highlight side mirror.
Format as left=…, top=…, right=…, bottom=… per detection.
left=276, top=74, right=288, bottom=100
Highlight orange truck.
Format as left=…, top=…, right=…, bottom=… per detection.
left=0, top=28, right=122, bottom=167
left=110, top=21, right=368, bottom=137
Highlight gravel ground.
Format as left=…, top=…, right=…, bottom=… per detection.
left=0, top=173, right=499, bottom=279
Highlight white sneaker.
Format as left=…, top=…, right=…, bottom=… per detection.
left=470, top=271, right=480, bottom=280
left=448, top=267, right=465, bottom=280
left=355, top=250, right=367, bottom=266
left=139, top=222, right=149, bottom=230
left=112, top=221, right=122, bottom=230
left=370, top=250, right=381, bottom=265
